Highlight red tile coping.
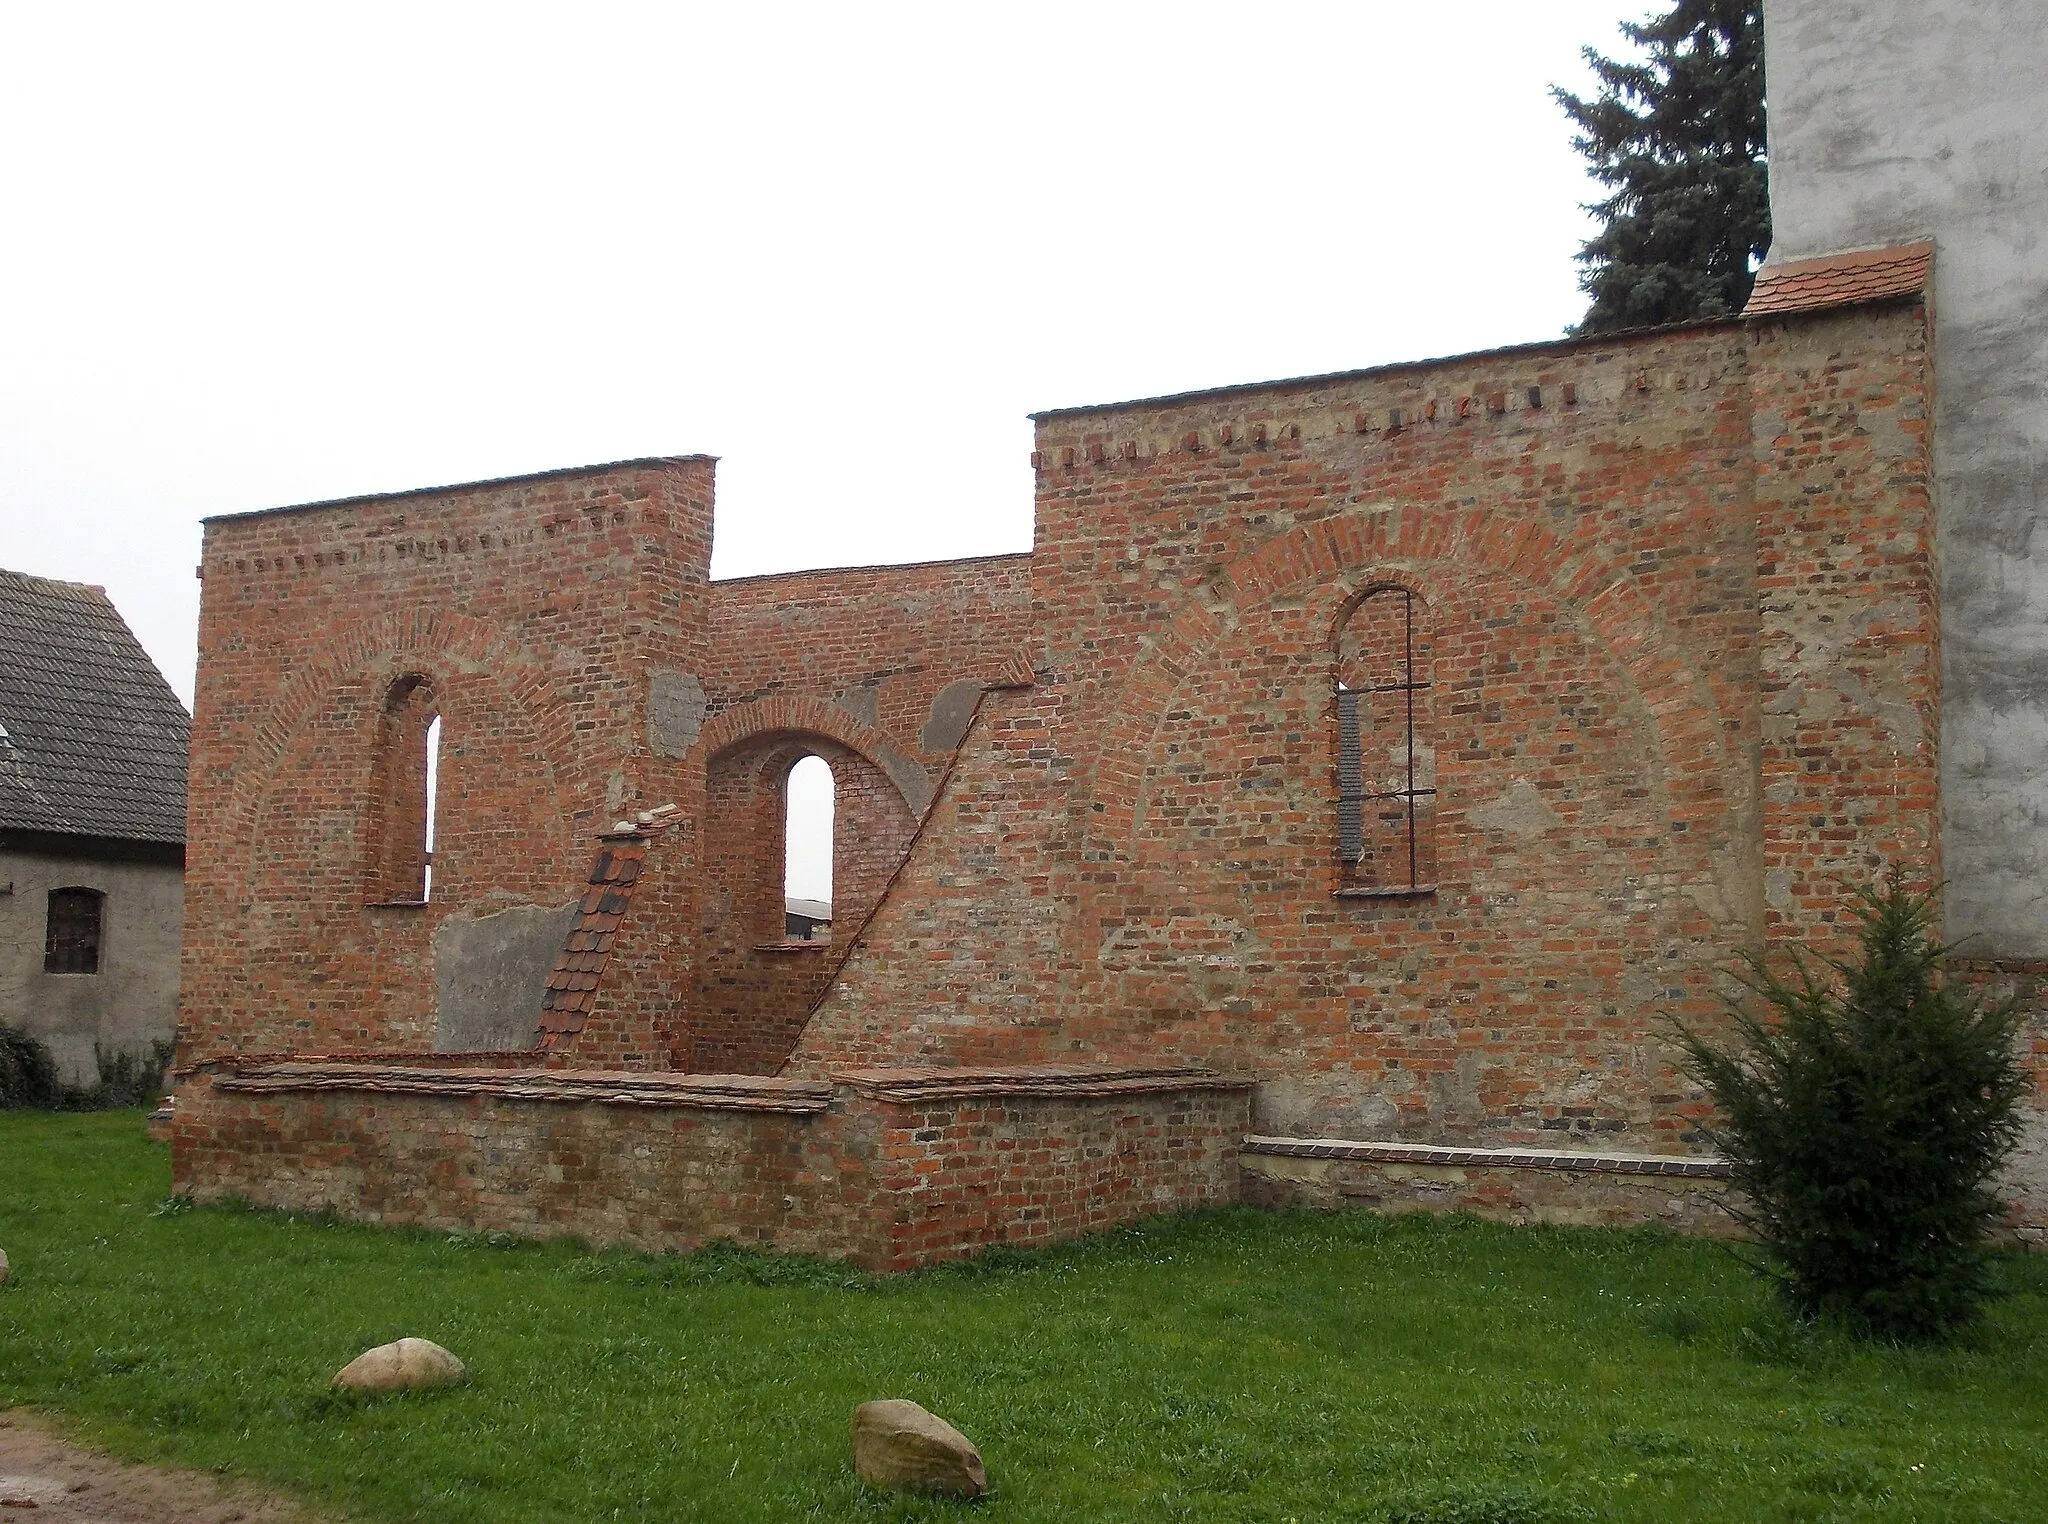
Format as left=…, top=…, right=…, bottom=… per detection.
left=211, top=1062, right=834, bottom=1114
left=1743, top=240, right=1933, bottom=319
left=537, top=819, right=672, bottom=1050
left=1242, top=1135, right=1730, bottom=1179
left=834, top=1063, right=1251, bottom=1103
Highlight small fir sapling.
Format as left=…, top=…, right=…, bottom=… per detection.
left=1675, top=877, right=2029, bottom=1340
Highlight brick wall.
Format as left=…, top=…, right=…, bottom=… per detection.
left=180, top=290, right=2022, bottom=1245
left=182, top=459, right=714, bottom=1063
left=705, top=555, right=1032, bottom=762
left=692, top=734, right=917, bottom=1073
left=172, top=1063, right=1249, bottom=1270
left=182, top=466, right=1032, bottom=1069
left=790, top=304, right=1952, bottom=1167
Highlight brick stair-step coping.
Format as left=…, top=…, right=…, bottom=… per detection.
left=833, top=1063, right=1254, bottom=1103
left=211, top=1062, right=835, bottom=1114
left=1242, top=1135, right=1730, bottom=1179
left=197, top=1058, right=1251, bottom=1114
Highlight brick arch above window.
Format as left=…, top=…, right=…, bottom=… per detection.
left=694, top=694, right=934, bottom=815
left=1065, top=503, right=1744, bottom=955
left=222, top=608, right=576, bottom=883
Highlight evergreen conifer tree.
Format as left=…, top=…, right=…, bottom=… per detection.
left=1676, top=879, right=2029, bottom=1341
left=1556, top=0, right=1770, bottom=333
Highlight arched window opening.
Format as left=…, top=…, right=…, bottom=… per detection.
left=422, top=714, right=442, bottom=901
left=783, top=754, right=835, bottom=941
left=1337, top=586, right=1436, bottom=895
left=366, top=674, right=440, bottom=904
left=44, top=887, right=105, bottom=974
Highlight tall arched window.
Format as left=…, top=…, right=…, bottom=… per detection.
left=783, top=754, right=834, bottom=941
left=422, top=713, right=442, bottom=901
left=366, top=674, right=440, bottom=904
left=1337, top=586, right=1436, bottom=895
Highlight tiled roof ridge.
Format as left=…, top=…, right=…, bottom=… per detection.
left=1743, top=239, right=1934, bottom=319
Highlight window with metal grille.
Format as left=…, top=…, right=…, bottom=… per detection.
left=1337, top=586, right=1436, bottom=894
left=44, top=887, right=104, bottom=974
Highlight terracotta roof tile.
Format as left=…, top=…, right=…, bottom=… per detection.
left=1744, top=240, right=1933, bottom=319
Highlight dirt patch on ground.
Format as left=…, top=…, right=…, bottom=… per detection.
left=0, top=1410, right=326, bottom=1523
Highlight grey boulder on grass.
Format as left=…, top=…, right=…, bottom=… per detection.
left=332, top=1338, right=467, bottom=1393
left=850, top=1399, right=988, bottom=1499
left=0, top=1246, right=9, bottom=1284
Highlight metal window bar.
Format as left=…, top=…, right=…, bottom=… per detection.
left=1341, top=590, right=1435, bottom=890
left=1337, top=687, right=1364, bottom=862
left=44, top=888, right=103, bottom=975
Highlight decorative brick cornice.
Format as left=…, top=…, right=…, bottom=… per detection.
left=1241, top=1136, right=1730, bottom=1179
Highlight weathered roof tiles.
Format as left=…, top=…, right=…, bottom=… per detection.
left=0, top=568, right=190, bottom=845
left=1743, top=239, right=1935, bottom=319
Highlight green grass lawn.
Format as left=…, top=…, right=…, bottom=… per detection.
left=3, top=1113, right=2046, bottom=1523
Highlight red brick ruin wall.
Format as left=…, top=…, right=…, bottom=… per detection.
left=792, top=303, right=1950, bottom=1160
left=177, top=294, right=2022, bottom=1253
left=182, top=460, right=1031, bottom=1074
left=181, top=459, right=714, bottom=1063
left=171, top=1069, right=1249, bottom=1271
left=666, top=557, right=1033, bottom=1073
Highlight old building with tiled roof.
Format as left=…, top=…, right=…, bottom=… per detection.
left=0, top=568, right=189, bottom=1086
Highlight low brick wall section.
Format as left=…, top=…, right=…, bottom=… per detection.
left=173, top=1061, right=1251, bottom=1271
left=1239, top=1137, right=1739, bottom=1236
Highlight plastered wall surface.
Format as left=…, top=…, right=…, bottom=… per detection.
left=1, top=848, right=182, bottom=1085
left=1763, top=0, right=2048, bottom=956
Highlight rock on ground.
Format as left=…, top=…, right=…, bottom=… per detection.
left=850, top=1399, right=987, bottom=1499
left=0, top=1247, right=10, bottom=1285
left=330, top=1338, right=467, bottom=1393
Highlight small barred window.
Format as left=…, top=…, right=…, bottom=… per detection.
left=44, top=887, right=105, bottom=974
left=1337, top=586, right=1437, bottom=894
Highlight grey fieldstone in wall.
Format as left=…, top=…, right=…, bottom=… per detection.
left=920, top=678, right=985, bottom=753
left=646, top=668, right=708, bottom=759
left=1468, top=778, right=1562, bottom=839
left=433, top=901, right=582, bottom=1051
left=836, top=684, right=880, bottom=729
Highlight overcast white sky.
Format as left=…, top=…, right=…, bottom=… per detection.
left=0, top=1, right=1645, bottom=899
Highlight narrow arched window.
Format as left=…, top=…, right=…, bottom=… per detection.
left=422, top=713, right=442, bottom=901
left=45, top=887, right=105, bottom=974
left=366, top=674, right=440, bottom=904
left=783, top=754, right=834, bottom=941
left=1337, top=587, right=1436, bottom=895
